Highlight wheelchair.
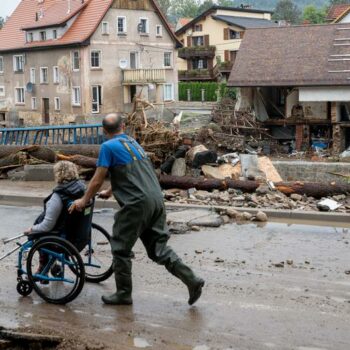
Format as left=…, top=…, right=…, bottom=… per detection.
left=1, top=200, right=114, bottom=304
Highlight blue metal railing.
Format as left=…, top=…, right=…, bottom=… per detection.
left=0, top=124, right=105, bottom=145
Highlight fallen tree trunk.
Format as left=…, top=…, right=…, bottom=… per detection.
left=57, top=154, right=97, bottom=168
left=158, top=175, right=350, bottom=198
left=0, top=145, right=101, bottom=159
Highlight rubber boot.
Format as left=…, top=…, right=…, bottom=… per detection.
left=167, top=260, right=205, bottom=305
left=101, top=274, right=133, bottom=305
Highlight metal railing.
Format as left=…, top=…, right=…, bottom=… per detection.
left=0, top=124, right=105, bottom=146
left=123, top=69, right=166, bottom=84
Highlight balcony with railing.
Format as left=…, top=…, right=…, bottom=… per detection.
left=178, top=46, right=216, bottom=59
left=213, top=61, right=234, bottom=76
left=122, top=69, right=166, bottom=84
left=178, top=69, right=214, bottom=81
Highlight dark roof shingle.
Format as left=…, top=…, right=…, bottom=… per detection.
left=211, top=15, right=278, bottom=29
left=228, top=23, right=350, bottom=87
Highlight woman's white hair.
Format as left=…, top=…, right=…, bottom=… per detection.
left=53, top=161, right=79, bottom=184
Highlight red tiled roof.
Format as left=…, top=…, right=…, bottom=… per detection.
left=179, top=18, right=192, bottom=26
left=326, top=4, right=350, bottom=21
left=0, top=0, right=180, bottom=52
left=22, top=0, right=88, bottom=30
left=0, top=0, right=113, bottom=52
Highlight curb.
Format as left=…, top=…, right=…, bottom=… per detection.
left=0, top=194, right=349, bottom=228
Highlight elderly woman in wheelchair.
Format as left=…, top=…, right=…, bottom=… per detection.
left=3, top=161, right=113, bottom=304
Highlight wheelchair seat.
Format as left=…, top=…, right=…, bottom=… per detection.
left=27, top=201, right=94, bottom=252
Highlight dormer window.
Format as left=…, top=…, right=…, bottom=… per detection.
left=27, top=33, right=34, bottom=42
left=40, top=31, right=46, bottom=41
left=53, top=30, right=57, bottom=39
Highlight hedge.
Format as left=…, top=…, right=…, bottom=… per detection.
left=178, top=82, right=236, bottom=102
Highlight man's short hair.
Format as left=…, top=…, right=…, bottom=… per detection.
left=102, top=113, right=124, bottom=133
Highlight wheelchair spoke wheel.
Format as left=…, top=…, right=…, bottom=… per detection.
left=82, top=223, right=113, bottom=283
left=26, top=236, right=85, bottom=304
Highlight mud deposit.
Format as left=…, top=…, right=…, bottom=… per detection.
left=0, top=205, right=349, bottom=349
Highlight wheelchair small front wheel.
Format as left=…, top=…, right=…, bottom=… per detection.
left=26, top=236, right=85, bottom=304
left=17, top=280, right=33, bottom=297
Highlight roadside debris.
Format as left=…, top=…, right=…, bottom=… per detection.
left=317, top=198, right=342, bottom=212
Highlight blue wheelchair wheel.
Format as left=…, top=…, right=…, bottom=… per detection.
left=26, top=236, right=85, bottom=304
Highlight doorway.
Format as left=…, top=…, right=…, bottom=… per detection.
left=129, top=85, right=137, bottom=103
left=42, top=98, right=50, bottom=124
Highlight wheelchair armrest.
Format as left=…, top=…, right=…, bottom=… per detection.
left=27, top=230, right=60, bottom=240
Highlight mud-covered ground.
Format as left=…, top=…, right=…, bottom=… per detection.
left=0, top=205, right=350, bottom=349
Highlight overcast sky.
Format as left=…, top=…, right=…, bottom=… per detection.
left=0, top=0, right=21, bottom=19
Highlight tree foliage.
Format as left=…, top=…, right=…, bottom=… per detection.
left=302, top=5, right=326, bottom=24
left=329, top=0, right=350, bottom=5
left=0, top=17, right=5, bottom=29
left=272, top=0, right=302, bottom=24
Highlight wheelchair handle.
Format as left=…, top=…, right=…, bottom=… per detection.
left=3, top=234, right=26, bottom=245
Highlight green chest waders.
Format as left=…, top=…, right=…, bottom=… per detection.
left=102, top=136, right=205, bottom=306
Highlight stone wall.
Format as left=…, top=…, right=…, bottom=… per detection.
left=273, top=161, right=350, bottom=183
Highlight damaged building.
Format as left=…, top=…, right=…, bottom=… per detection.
left=227, top=23, right=350, bottom=154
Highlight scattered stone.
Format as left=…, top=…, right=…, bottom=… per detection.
left=305, top=260, right=310, bottom=265
left=274, top=262, right=285, bottom=268
left=225, top=208, right=239, bottom=219
left=290, top=193, right=303, bottom=201
left=171, top=158, right=187, bottom=177
left=221, top=215, right=230, bottom=224
left=286, top=259, right=293, bottom=265
left=214, top=258, right=224, bottom=263
left=242, top=212, right=253, bottom=221
left=255, top=211, right=268, bottom=222
left=195, top=250, right=203, bottom=254
left=256, top=185, right=269, bottom=195
left=345, top=270, right=350, bottom=275
left=189, top=215, right=223, bottom=228
left=191, top=226, right=201, bottom=232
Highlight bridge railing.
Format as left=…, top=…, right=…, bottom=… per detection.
left=0, top=124, right=105, bottom=146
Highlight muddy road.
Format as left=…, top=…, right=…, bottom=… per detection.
left=0, top=205, right=349, bottom=349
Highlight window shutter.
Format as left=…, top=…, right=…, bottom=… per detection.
left=199, top=24, right=203, bottom=31
left=187, top=60, right=192, bottom=70
left=224, top=28, right=229, bottom=40
left=204, top=34, right=209, bottom=46
left=187, top=36, right=191, bottom=47
left=224, top=50, right=229, bottom=62
left=240, top=31, right=245, bottom=38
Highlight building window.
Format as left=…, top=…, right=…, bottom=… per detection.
left=117, top=17, right=127, bottom=33
left=92, top=85, right=102, bottom=113
left=192, top=36, right=204, bottom=46
left=31, top=97, right=37, bottom=110
left=40, top=67, right=48, bottom=83
left=53, top=66, right=59, bottom=84
left=30, top=68, right=36, bottom=84
left=40, top=31, right=46, bottom=41
left=91, top=50, right=101, bottom=68
left=0, top=57, right=3, bottom=73
left=15, top=87, right=25, bottom=104
left=54, top=97, right=61, bottom=111
left=194, top=24, right=202, bottom=32
left=130, top=52, right=139, bottom=69
left=164, top=52, right=172, bottom=67
left=0, top=86, right=5, bottom=97
left=27, top=32, right=34, bottom=42
left=72, top=51, right=80, bottom=71
left=102, top=22, right=109, bottom=35
left=13, top=55, right=24, bottom=72
left=229, top=30, right=241, bottom=39
left=138, top=18, right=149, bottom=34
left=53, top=30, right=57, bottom=39
left=192, top=58, right=207, bottom=69
left=164, top=84, right=174, bottom=101
left=156, top=25, right=162, bottom=37
left=72, top=87, right=81, bottom=106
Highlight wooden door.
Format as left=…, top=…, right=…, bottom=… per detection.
left=42, top=98, right=50, bottom=124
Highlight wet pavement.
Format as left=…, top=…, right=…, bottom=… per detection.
left=0, top=205, right=350, bottom=349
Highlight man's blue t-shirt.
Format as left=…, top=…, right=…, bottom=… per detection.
left=97, top=134, right=145, bottom=168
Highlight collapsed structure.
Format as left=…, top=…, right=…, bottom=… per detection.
left=227, top=23, right=350, bottom=155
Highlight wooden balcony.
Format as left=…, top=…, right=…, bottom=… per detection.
left=178, top=69, right=214, bottom=81
left=123, top=69, right=166, bottom=84
left=178, top=46, right=216, bottom=59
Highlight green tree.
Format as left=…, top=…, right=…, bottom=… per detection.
left=170, top=0, right=200, bottom=20
left=198, top=0, right=215, bottom=13
left=302, top=5, right=326, bottom=23
left=156, top=0, right=172, bottom=17
left=272, top=0, right=301, bottom=24
left=217, top=0, right=235, bottom=6
left=0, top=17, right=5, bottom=29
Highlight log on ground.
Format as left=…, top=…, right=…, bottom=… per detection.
left=159, top=175, right=350, bottom=198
